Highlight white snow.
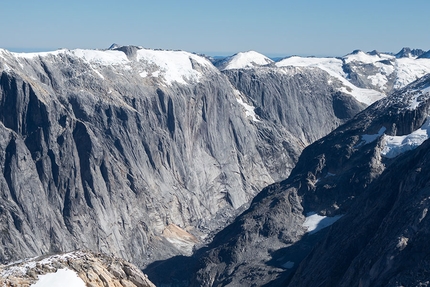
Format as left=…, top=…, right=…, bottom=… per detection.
left=136, top=49, right=212, bottom=85
left=0, top=252, right=85, bottom=278
left=7, top=47, right=213, bottom=86
left=71, top=49, right=129, bottom=65
left=277, top=56, right=385, bottom=105
left=408, top=86, right=430, bottom=110
left=277, top=56, right=346, bottom=78
left=303, top=212, right=342, bottom=234
left=344, top=51, right=394, bottom=64
left=234, top=90, right=259, bottom=121
left=409, top=93, right=421, bottom=110
left=394, top=58, right=430, bottom=89
left=361, top=127, right=387, bottom=144
left=11, top=49, right=66, bottom=59
left=338, top=84, right=385, bottom=105
left=30, top=268, right=86, bottom=287
left=222, top=51, right=274, bottom=70
left=381, top=117, right=430, bottom=158
left=368, top=73, right=388, bottom=90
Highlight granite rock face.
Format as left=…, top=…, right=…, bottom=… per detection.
left=185, top=74, right=430, bottom=286
left=0, top=46, right=366, bottom=268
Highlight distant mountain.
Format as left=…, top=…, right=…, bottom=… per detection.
left=211, top=48, right=430, bottom=104
left=395, top=47, right=426, bottom=58
left=214, top=51, right=274, bottom=70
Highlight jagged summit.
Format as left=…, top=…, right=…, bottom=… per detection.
left=395, top=47, right=426, bottom=58
left=418, top=49, right=430, bottom=59
left=108, top=43, right=121, bottom=50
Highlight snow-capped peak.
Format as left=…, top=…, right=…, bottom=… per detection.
left=221, top=51, right=274, bottom=70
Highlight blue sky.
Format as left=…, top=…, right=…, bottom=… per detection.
left=1, top=0, right=429, bottom=57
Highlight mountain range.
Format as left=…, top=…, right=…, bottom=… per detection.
left=1, top=45, right=430, bottom=286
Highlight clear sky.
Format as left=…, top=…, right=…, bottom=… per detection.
left=1, top=0, right=429, bottom=57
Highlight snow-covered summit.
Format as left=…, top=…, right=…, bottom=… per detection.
left=220, top=51, right=274, bottom=70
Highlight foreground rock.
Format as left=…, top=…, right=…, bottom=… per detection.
left=0, top=251, right=155, bottom=287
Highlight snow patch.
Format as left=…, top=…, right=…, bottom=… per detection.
left=71, top=49, right=129, bottom=65
left=223, top=51, right=274, bottom=70
left=234, top=90, right=260, bottom=122
left=368, top=73, right=388, bottom=90
left=281, top=261, right=295, bottom=269
left=11, top=49, right=67, bottom=59
left=408, top=86, right=430, bottom=110
left=136, top=49, right=212, bottom=85
left=139, top=71, right=148, bottom=78
left=92, top=69, right=105, bottom=80
left=303, top=212, right=342, bottom=234
left=361, top=127, right=387, bottom=144
left=381, top=117, right=430, bottom=158
left=30, top=268, right=86, bottom=287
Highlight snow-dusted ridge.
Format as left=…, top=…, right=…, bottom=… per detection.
left=1, top=46, right=216, bottom=86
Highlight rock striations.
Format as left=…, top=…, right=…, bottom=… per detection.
left=0, top=45, right=366, bottom=269
left=184, top=74, right=430, bottom=286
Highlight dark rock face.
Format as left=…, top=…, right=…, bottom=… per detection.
left=187, top=75, right=430, bottom=286
left=0, top=47, right=365, bottom=269
left=395, top=47, right=427, bottom=58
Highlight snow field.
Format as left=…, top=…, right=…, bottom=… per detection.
left=303, top=212, right=343, bottom=234
left=30, top=268, right=86, bottom=287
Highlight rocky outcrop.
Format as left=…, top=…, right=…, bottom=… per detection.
left=0, top=251, right=155, bottom=287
